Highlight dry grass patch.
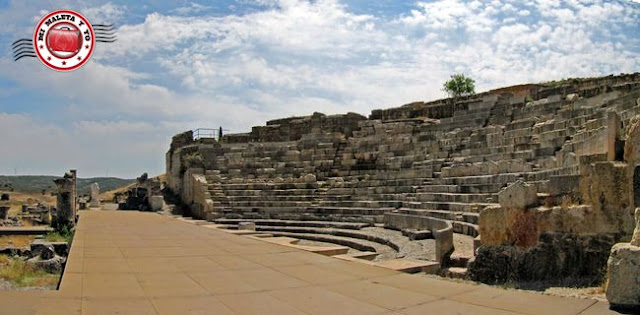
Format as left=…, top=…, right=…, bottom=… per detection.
left=0, top=255, right=59, bottom=288
left=0, top=191, right=55, bottom=217
left=0, top=235, right=35, bottom=248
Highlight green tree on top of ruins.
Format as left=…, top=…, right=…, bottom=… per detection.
left=443, top=73, right=476, bottom=99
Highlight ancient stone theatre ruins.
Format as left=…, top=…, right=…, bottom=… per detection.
left=167, top=73, right=640, bottom=309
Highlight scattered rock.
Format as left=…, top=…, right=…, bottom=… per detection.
left=31, top=240, right=69, bottom=258
left=28, top=255, right=65, bottom=274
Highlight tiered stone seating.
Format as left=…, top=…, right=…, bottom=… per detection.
left=168, top=74, right=640, bottom=243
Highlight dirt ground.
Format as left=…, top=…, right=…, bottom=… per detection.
left=0, top=236, right=36, bottom=248
left=0, top=191, right=55, bottom=217
left=543, top=286, right=606, bottom=301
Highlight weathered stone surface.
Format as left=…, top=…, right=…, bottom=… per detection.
left=498, top=180, right=537, bottom=210
left=605, top=208, right=640, bottom=310
left=469, top=233, right=616, bottom=285
left=238, top=222, right=256, bottom=231
left=479, top=205, right=538, bottom=247
left=53, top=171, right=76, bottom=225
left=384, top=213, right=453, bottom=264
left=401, top=229, right=432, bottom=240
left=163, top=74, right=640, bottom=281
left=28, top=255, right=65, bottom=273
left=580, top=161, right=634, bottom=235
left=632, top=208, right=640, bottom=247
left=303, top=173, right=317, bottom=183
left=566, top=93, right=579, bottom=102
left=606, top=112, right=621, bottom=161
left=90, top=182, right=100, bottom=207
left=0, top=206, right=9, bottom=220
left=149, top=196, right=164, bottom=212
left=606, top=243, right=640, bottom=309
left=31, top=243, right=55, bottom=260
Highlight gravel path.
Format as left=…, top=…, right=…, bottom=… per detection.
left=361, top=227, right=436, bottom=261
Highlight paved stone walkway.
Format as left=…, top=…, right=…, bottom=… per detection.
left=0, top=210, right=619, bottom=314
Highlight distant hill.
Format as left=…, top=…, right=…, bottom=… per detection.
left=0, top=175, right=135, bottom=195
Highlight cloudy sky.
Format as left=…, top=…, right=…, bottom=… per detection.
left=0, top=0, right=639, bottom=178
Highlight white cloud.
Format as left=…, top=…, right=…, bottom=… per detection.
left=171, top=2, right=210, bottom=15
left=1, top=0, right=639, bottom=177
left=82, top=2, right=126, bottom=24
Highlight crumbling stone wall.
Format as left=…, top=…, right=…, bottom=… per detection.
left=181, top=168, right=214, bottom=219
left=224, top=112, right=366, bottom=143
left=473, top=113, right=637, bottom=284
left=469, top=232, right=616, bottom=284
left=166, top=130, right=222, bottom=195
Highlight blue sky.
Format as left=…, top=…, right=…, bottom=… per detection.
left=0, top=0, right=639, bottom=178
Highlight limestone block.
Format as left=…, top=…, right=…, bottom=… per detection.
left=606, top=243, right=640, bottom=309
left=303, top=173, right=317, bottom=183
left=498, top=180, right=538, bottom=209
left=632, top=208, right=640, bottom=247
left=149, top=196, right=164, bottom=212
left=238, top=222, right=256, bottom=231
left=90, top=182, right=100, bottom=207
left=566, top=93, right=579, bottom=102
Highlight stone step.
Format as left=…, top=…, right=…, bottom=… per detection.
left=219, top=206, right=389, bottom=219
left=523, top=165, right=579, bottom=181
left=327, top=186, right=417, bottom=194
left=374, top=259, right=440, bottom=274
left=264, top=231, right=391, bottom=253
left=225, top=200, right=314, bottom=207
left=318, top=200, right=403, bottom=208
left=224, top=195, right=317, bottom=202
left=220, top=182, right=318, bottom=190
left=213, top=218, right=372, bottom=230
left=411, top=192, right=496, bottom=203
left=404, top=201, right=495, bottom=213
left=253, top=226, right=403, bottom=251
left=394, top=209, right=479, bottom=236
left=221, top=189, right=317, bottom=196
left=441, top=267, right=468, bottom=279
left=433, top=173, right=522, bottom=185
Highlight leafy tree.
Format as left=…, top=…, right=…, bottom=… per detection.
left=443, top=74, right=476, bottom=98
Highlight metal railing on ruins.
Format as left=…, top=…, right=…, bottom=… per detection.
left=193, top=128, right=218, bottom=141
